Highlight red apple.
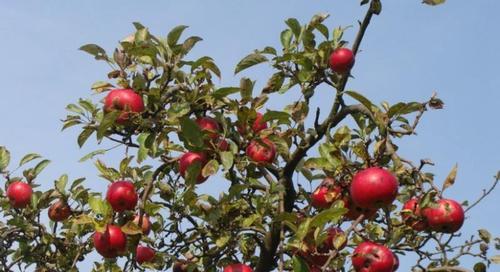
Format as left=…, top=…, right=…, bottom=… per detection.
left=252, top=113, right=268, bottom=133
left=6, top=181, right=32, bottom=209
left=350, top=167, right=398, bottom=209
left=402, top=198, right=427, bottom=231
left=136, top=245, right=155, bottom=264
left=352, top=241, right=395, bottom=272
left=329, top=48, right=355, bottom=74
left=179, top=152, right=209, bottom=184
left=133, top=214, right=152, bottom=235
left=217, top=138, right=230, bottom=151
left=104, top=89, right=145, bottom=124
left=48, top=200, right=72, bottom=222
left=238, top=112, right=268, bottom=134
left=311, top=184, right=342, bottom=209
left=246, top=138, right=276, bottom=165
left=93, top=225, right=127, bottom=258
left=422, top=198, right=464, bottom=233
left=195, top=117, right=220, bottom=140
left=223, top=263, right=253, bottom=272
left=106, top=181, right=138, bottom=212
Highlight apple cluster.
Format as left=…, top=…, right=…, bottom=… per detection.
left=307, top=166, right=465, bottom=271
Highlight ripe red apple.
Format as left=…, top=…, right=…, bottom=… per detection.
left=402, top=198, right=427, bottom=231
left=106, top=181, right=138, bottom=212
left=422, top=198, right=464, bottom=233
left=93, top=225, right=127, bottom=258
left=251, top=113, right=268, bottom=133
left=179, top=152, right=209, bottom=184
left=6, top=181, right=32, bottom=209
left=223, top=263, right=253, bottom=272
left=329, top=48, right=355, bottom=74
left=311, top=183, right=342, bottom=209
left=237, top=112, right=268, bottom=134
left=352, top=241, right=396, bottom=272
left=217, top=138, right=230, bottom=151
left=246, top=138, right=276, bottom=165
left=48, top=200, right=72, bottom=222
left=104, top=89, right=145, bottom=124
left=136, top=245, right=155, bottom=264
left=133, top=214, right=152, bottom=235
left=350, top=167, right=398, bottom=209
left=195, top=117, right=220, bottom=139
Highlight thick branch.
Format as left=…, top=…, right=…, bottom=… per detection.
left=254, top=1, right=377, bottom=270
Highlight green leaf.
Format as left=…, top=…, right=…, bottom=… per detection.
left=72, top=214, right=93, bottom=225
left=442, top=164, right=458, bottom=192
left=478, top=229, right=491, bottom=243
left=167, top=102, right=191, bottom=120
left=345, top=90, right=373, bottom=111
left=216, top=234, right=230, bottom=248
left=292, top=256, right=309, bottom=272
left=212, top=87, right=240, bottom=99
left=137, top=133, right=150, bottom=163
left=77, top=128, right=94, bottom=148
left=286, top=18, right=302, bottom=38
left=242, top=214, right=260, bottom=227
left=0, top=146, right=10, bottom=171
left=97, top=111, right=120, bottom=140
left=62, top=118, right=82, bottom=131
left=280, top=29, right=293, bottom=49
left=19, top=153, right=41, bottom=167
left=423, top=0, right=446, bottom=6
left=70, top=177, right=86, bottom=191
left=179, top=117, right=204, bottom=149
left=88, top=195, right=112, bottom=218
left=121, top=221, right=143, bottom=235
left=182, top=36, right=203, bottom=54
left=34, top=159, right=50, bottom=176
left=263, top=111, right=291, bottom=125
left=79, top=44, right=109, bottom=61
left=79, top=149, right=106, bottom=162
left=303, top=157, right=331, bottom=170
left=55, top=174, right=68, bottom=194
left=79, top=99, right=96, bottom=113
left=234, top=53, right=268, bottom=74
left=202, top=159, right=219, bottom=178
left=296, top=218, right=312, bottom=241
left=91, top=81, right=114, bottom=93
left=134, top=27, right=149, bottom=43
left=66, top=104, right=83, bottom=114
left=240, top=78, right=254, bottom=102
left=311, top=207, right=348, bottom=228
left=220, top=151, right=234, bottom=171
left=168, top=25, right=189, bottom=46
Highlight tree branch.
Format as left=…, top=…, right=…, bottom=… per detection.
left=254, top=1, right=378, bottom=269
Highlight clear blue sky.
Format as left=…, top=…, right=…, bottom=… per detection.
left=0, top=1, right=498, bottom=271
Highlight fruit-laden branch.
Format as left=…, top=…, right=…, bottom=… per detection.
left=255, top=2, right=378, bottom=270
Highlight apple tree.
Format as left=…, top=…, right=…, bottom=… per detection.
left=0, top=0, right=499, bottom=271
